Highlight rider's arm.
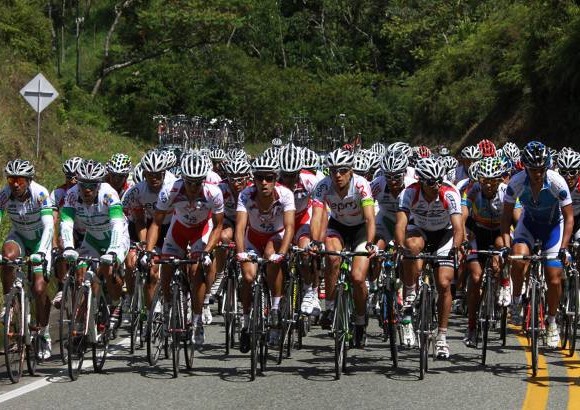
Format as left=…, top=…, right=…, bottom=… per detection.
left=134, top=211, right=148, bottom=243
left=394, top=210, right=408, bottom=248
left=204, top=212, right=224, bottom=253
left=362, top=202, right=376, bottom=244
left=309, top=202, right=326, bottom=242
left=279, top=210, right=295, bottom=255
left=106, top=203, right=126, bottom=261
left=60, top=206, right=76, bottom=249
left=450, top=213, right=464, bottom=249
left=235, top=210, right=248, bottom=254
left=561, top=204, right=574, bottom=250
left=500, top=201, right=515, bottom=249
left=52, top=209, right=60, bottom=249
left=145, top=210, right=165, bottom=252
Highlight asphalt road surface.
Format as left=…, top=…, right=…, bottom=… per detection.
left=1, top=302, right=579, bottom=409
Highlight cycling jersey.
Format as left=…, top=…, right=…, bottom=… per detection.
left=292, top=171, right=318, bottom=221
left=371, top=175, right=416, bottom=225
left=398, top=182, right=462, bottom=231
left=455, top=178, right=473, bottom=196
left=0, top=181, right=54, bottom=261
left=60, top=182, right=128, bottom=261
left=206, top=170, right=222, bottom=184
left=156, top=180, right=224, bottom=228
left=50, top=183, right=69, bottom=210
left=236, top=184, right=295, bottom=235
left=311, top=174, right=374, bottom=226
left=569, top=178, right=580, bottom=217
left=454, top=165, right=469, bottom=184
left=504, top=169, right=571, bottom=225
left=462, top=182, right=521, bottom=230
left=122, top=171, right=176, bottom=225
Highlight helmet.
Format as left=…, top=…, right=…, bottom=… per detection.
left=262, top=147, right=279, bottom=159
left=181, top=154, right=211, bottom=178
left=106, top=153, right=132, bottom=175
left=132, top=163, right=144, bottom=184
left=271, top=137, right=283, bottom=148
left=141, top=150, right=168, bottom=173
left=439, top=146, right=451, bottom=156
left=367, top=151, right=382, bottom=171
left=460, top=145, right=482, bottom=160
left=557, top=148, right=580, bottom=170
left=370, top=142, right=386, bottom=156
left=163, top=150, right=178, bottom=168
left=477, top=139, right=496, bottom=157
left=415, top=157, right=444, bottom=180
left=209, top=148, right=227, bottom=162
left=468, top=161, right=480, bottom=182
left=252, top=155, right=279, bottom=173
left=62, top=156, right=83, bottom=176
left=387, top=142, right=413, bottom=157
left=521, top=141, right=551, bottom=168
left=414, top=145, right=432, bottom=158
left=279, top=145, right=303, bottom=173
left=326, top=148, right=354, bottom=168
left=441, top=156, right=458, bottom=173
left=381, top=151, right=409, bottom=174
left=77, top=159, right=106, bottom=182
left=227, top=148, right=246, bottom=161
left=353, top=154, right=371, bottom=173
left=496, top=148, right=504, bottom=158
left=5, top=159, right=35, bottom=178
left=302, top=148, right=320, bottom=169
left=477, top=157, right=504, bottom=179
left=502, top=142, right=520, bottom=161
left=223, top=158, right=251, bottom=175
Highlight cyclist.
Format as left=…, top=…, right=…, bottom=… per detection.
left=207, top=148, right=227, bottom=182
left=123, top=150, right=176, bottom=316
left=277, top=145, right=320, bottom=316
left=478, top=139, right=497, bottom=158
left=236, top=155, right=295, bottom=353
left=461, top=156, right=521, bottom=347
left=556, top=149, right=580, bottom=239
left=456, top=146, right=482, bottom=183
left=51, top=156, right=83, bottom=308
left=60, top=159, right=130, bottom=333
left=0, top=159, right=54, bottom=359
left=394, top=157, right=464, bottom=358
left=309, top=148, right=377, bottom=348
left=302, top=148, right=325, bottom=182
left=501, top=141, right=574, bottom=348
left=353, top=152, right=372, bottom=180
left=105, top=153, right=133, bottom=198
left=144, top=153, right=224, bottom=347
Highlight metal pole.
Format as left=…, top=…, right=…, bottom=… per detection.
left=36, top=79, right=41, bottom=158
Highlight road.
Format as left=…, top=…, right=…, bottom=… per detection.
left=1, top=305, right=579, bottom=409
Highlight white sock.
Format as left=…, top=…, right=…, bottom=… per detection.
left=203, top=293, right=211, bottom=305
left=437, top=328, right=447, bottom=342
left=272, top=296, right=281, bottom=310
left=547, top=315, right=556, bottom=324
left=193, top=314, right=202, bottom=325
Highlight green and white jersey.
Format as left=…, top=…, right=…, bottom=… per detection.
left=0, top=181, right=54, bottom=255
left=60, top=182, right=127, bottom=255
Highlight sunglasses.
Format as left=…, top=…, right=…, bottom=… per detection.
left=561, top=169, right=579, bottom=177
left=228, top=176, right=248, bottom=184
left=7, top=176, right=28, bottom=185
left=65, top=174, right=77, bottom=180
left=281, top=172, right=299, bottom=179
left=480, top=177, right=502, bottom=185
left=329, top=167, right=350, bottom=175
left=109, top=173, right=128, bottom=180
left=254, top=173, right=277, bottom=183
left=183, top=177, right=205, bottom=186
left=421, top=178, right=443, bottom=187
left=145, top=171, right=164, bottom=179
left=386, top=172, right=405, bottom=181
left=79, top=181, right=99, bottom=190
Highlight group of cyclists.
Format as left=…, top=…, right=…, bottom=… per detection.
left=1, top=134, right=579, bottom=373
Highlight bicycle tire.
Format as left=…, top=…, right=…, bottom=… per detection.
left=224, top=275, right=234, bottom=355
left=68, top=286, right=89, bottom=381
left=530, top=282, right=539, bottom=377
left=92, top=292, right=110, bottom=373
left=250, top=282, right=261, bottom=381
left=278, top=276, right=294, bottom=364
left=129, top=282, right=142, bottom=354
left=59, top=277, right=74, bottom=364
left=500, top=306, right=508, bottom=347
left=170, top=285, right=182, bottom=378
left=334, top=284, right=346, bottom=380
left=260, top=284, right=270, bottom=372
left=147, top=285, right=165, bottom=366
left=386, top=291, right=399, bottom=369
left=419, top=285, right=429, bottom=380
left=4, top=289, right=24, bottom=383
left=570, top=271, right=579, bottom=356
left=184, top=292, right=195, bottom=370
left=25, top=333, right=39, bottom=376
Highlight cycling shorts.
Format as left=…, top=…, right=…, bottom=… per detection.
left=326, top=218, right=367, bottom=251
left=4, top=230, right=52, bottom=277
left=162, top=219, right=212, bottom=258
left=466, top=226, right=501, bottom=263
left=406, top=225, right=454, bottom=268
left=244, top=227, right=285, bottom=255
left=78, top=232, right=130, bottom=274
left=513, top=218, right=563, bottom=268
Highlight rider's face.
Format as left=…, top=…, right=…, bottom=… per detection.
left=330, top=167, right=352, bottom=190
left=526, top=166, right=546, bottom=185
left=254, top=173, right=277, bottom=197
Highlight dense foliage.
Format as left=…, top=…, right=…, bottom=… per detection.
left=2, top=0, right=580, bottom=148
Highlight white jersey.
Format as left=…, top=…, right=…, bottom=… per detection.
left=291, top=171, right=318, bottom=219
left=0, top=181, right=53, bottom=254
left=60, top=182, right=127, bottom=254
left=398, top=182, right=462, bottom=231
left=311, top=174, right=374, bottom=226
left=206, top=170, right=222, bottom=184
left=157, top=180, right=224, bottom=227
left=237, top=184, right=295, bottom=234
left=371, top=175, right=415, bottom=225
left=122, top=171, right=176, bottom=225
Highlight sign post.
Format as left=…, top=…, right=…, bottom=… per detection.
left=19, top=73, right=59, bottom=158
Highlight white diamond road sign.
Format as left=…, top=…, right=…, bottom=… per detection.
left=20, top=73, right=59, bottom=113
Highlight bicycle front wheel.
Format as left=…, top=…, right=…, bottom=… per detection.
left=224, top=275, right=236, bottom=355
left=570, top=271, right=579, bottom=356
left=59, top=278, right=74, bottom=364
left=147, top=285, right=166, bottom=366
left=92, top=292, right=110, bottom=373
left=385, top=291, right=399, bottom=369
left=4, top=289, right=25, bottom=383
left=418, top=286, right=430, bottom=380
left=334, top=284, right=347, bottom=380
left=68, top=286, right=89, bottom=381
left=530, top=282, right=539, bottom=377
left=250, top=283, right=261, bottom=381
left=129, top=282, right=144, bottom=354
left=170, top=286, right=183, bottom=378
left=278, top=276, right=295, bottom=364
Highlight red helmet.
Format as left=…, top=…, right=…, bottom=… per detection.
left=342, top=143, right=354, bottom=152
left=417, top=145, right=432, bottom=158
left=477, top=139, right=496, bottom=157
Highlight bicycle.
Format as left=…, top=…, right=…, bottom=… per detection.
left=67, top=256, right=111, bottom=381
left=468, top=247, right=508, bottom=365
left=57, top=253, right=76, bottom=365
left=559, top=241, right=580, bottom=356
left=401, top=251, right=455, bottom=380
left=509, top=241, right=559, bottom=377
left=315, top=248, right=370, bottom=380
left=146, top=279, right=168, bottom=366
left=155, top=254, right=204, bottom=378
left=214, top=242, right=241, bottom=355
left=2, top=256, right=47, bottom=383
left=128, top=242, right=149, bottom=354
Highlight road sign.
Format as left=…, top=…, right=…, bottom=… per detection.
left=20, top=73, right=59, bottom=113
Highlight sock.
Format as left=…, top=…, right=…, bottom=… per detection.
left=547, top=315, right=556, bottom=324
left=513, top=295, right=522, bottom=305
left=355, top=314, right=366, bottom=325
left=437, top=328, right=447, bottom=342
left=272, top=296, right=281, bottom=310
left=325, top=300, right=335, bottom=311
left=203, top=293, right=211, bottom=305
left=193, top=314, right=201, bottom=325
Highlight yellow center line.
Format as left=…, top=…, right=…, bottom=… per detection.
left=560, top=345, right=580, bottom=410
left=509, top=324, right=549, bottom=410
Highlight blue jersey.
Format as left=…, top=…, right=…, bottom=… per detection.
left=504, top=170, right=571, bottom=225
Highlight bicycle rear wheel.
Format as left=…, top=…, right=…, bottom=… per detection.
left=334, top=284, right=347, bottom=380
left=92, top=292, right=110, bottom=373
left=4, top=289, right=25, bottom=383
left=170, top=286, right=183, bottom=378
left=59, top=278, right=74, bottom=364
left=530, top=282, right=539, bottom=377
left=250, top=283, right=261, bottom=381
left=68, top=286, right=89, bottom=381
left=570, top=271, right=579, bottom=356
left=147, top=285, right=165, bottom=366
left=418, top=285, right=430, bottom=380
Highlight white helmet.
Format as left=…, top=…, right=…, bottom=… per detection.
left=326, top=148, right=354, bottom=168
left=441, top=156, right=458, bottom=172
left=557, top=148, right=580, bottom=170
left=227, top=148, right=246, bottom=161
left=181, top=154, right=211, bottom=178
left=415, top=157, right=445, bottom=180
left=502, top=142, right=520, bottom=161
left=62, top=156, right=83, bottom=176
left=209, top=148, right=227, bottom=161
left=468, top=160, right=480, bottom=182
left=381, top=151, right=409, bottom=174
left=163, top=150, right=178, bottom=168
left=5, top=159, right=35, bottom=178
left=271, top=137, right=283, bottom=148
left=387, top=142, right=413, bottom=157
left=370, top=142, right=386, bottom=156
left=141, top=150, right=168, bottom=173
left=77, top=159, right=106, bottom=182
left=460, top=145, right=482, bottom=160
left=252, top=155, right=279, bottom=173
left=353, top=154, right=371, bottom=173
left=132, top=163, right=144, bottom=184
left=302, top=148, right=320, bottom=169
left=279, top=145, right=303, bottom=173
left=367, top=151, right=382, bottom=170
left=223, top=158, right=251, bottom=175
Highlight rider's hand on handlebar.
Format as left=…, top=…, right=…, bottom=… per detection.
left=236, top=252, right=249, bottom=262
left=366, top=242, right=378, bottom=257
left=30, top=252, right=45, bottom=265
left=63, top=248, right=79, bottom=262
left=269, top=253, right=285, bottom=264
